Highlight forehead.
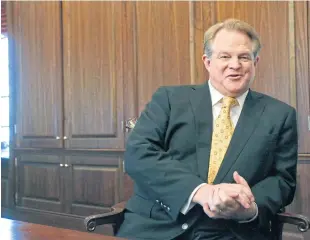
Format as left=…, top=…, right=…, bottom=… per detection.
left=212, top=29, right=253, bottom=53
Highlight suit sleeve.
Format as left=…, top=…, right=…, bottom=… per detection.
left=251, top=108, right=298, bottom=229
left=124, top=87, right=204, bottom=221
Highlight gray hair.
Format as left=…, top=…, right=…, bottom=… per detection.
left=203, top=19, right=261, bottom=58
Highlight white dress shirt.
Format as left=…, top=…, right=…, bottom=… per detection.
left=180, top=80, right=258, bottom=223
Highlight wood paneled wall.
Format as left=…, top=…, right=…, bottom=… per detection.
left=4, top=1, right=310, bottom=239
left=121, top=2, right=310, bottom=239
left=123, top=2, right=310, bottom=156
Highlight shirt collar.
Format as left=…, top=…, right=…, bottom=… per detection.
left=208, top=80, right=249, bottom=108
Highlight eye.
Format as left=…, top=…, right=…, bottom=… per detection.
left=239, top=55, right=251, bottom=61
left=219, top=55, right=230, bottom=59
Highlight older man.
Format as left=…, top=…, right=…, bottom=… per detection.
left=117, top=19, right=298, bottom=240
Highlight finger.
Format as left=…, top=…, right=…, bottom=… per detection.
left=203, top=203, right=218, bottom=218
left=233, top=171, right=247, bottom=186
left=224, top=187, right=252, bottom=208
left=218, top=188, right=237, bottom=210
left=208, top=186, right=215, bottom=211
left=217, top=190, right=240, bottom=219
left=233, top=193, right=251, bottom=209
left=218, top=184, right=253, bottom=207
left=239, top=186, right=255, bottom=203
left=234, top=171, right=251, bottom=190
left=233, top=173, right=255, bottom=202
left=212, top=187, right=223, bottom=212
left=217, top=184, right=239, bottom=198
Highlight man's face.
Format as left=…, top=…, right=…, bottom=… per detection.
left=203, top=29, right=259, bottom=97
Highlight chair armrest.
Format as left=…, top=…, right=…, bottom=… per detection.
left=84, top=202, right=126, bottom=232
left=276, top=212, right=310, bottom=232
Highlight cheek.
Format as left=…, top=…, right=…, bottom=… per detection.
left=245, top=65, right=255, bottom=74
left=215, top=65, right=227, bottom=75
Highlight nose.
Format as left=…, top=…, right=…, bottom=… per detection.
left=228, top=57, right=241, bottom=69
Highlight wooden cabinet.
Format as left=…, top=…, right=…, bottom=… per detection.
left=11, top=2, right=310, bottom=152
left=15, top=153, right=124, bottom=216
left=1, top=176, right=9, bottom=207
left=1, top=160, right=9, bottom=207
left=15, top=154, right=65, bottom=213
left=13, top=2, right=63, bottom=149
left=13, top=1, right=125, bottom=150
left=62, top=2, right=125, bottom=149
left=65, top=155, right=123, bottom=216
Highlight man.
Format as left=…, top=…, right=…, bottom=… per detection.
left=117, top=19, right=298, bottom=240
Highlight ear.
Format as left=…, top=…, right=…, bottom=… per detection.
left=202, top=54, right=211, bottom=71
left=254, top=56, right=259, bottom=67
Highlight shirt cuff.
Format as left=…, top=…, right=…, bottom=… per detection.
left=180, top=183, right=206, bottom=215
left=238, top=202, right=258, bottom=223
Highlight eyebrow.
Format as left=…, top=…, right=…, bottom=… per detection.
left=216, top=51, right=253, bottom=57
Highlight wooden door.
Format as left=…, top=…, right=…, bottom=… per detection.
left=65, top=155, right=122, bottom=216
left=62, top=2, right=125, bottom=149
left=15, top=153, right=66, bottom=213
left=12, top=2, right=63, bottom=148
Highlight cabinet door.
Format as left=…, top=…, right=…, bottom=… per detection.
left=62, top=2, right=125, bottom=149
left=1, top=178, right=9, bottom=207
left=1, top=160, right=10, bottom=207
left=12, top=2, right=63, bottom=148
left=15, top=154, right=65, bottom=213
left=65, top=155, right=122, bottom=216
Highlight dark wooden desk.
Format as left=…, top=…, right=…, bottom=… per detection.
left=0, top=218, right=124, bottom=240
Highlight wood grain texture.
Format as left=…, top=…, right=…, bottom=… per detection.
left=121, top=174, right=134, bottom=202
left=62, top=2, right=124, bottom=149
left=1, top=178, right=9, bottom=207
left=13, top=2, right=63, bottom=148
left=215, top=1, right=291, bottom=105
left=65, top=155, right=122, bottom=216
left=135, top=1, right=191, bottom=113
left=295, top=1, right=310, bottom=154
left=121, top=2, right=138, bottom=122
left=192, top=1, right=215, bottom=84
left=0, top=218, right=123, bottom=240
left=16, top=154, right=64, bottom=213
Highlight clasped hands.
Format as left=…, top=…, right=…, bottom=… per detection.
left=193, top=171, right=256, bottom=221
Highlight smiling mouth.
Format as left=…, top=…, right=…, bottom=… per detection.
left=227, top=74, right=242, bottom=79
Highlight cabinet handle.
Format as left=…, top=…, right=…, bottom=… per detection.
left=63, top=136, right=67, bottom=140
left=125, top=118, right=137, bottom=132
left=60, top=164, right=64, bottom=167
left=56, top=136, right=61, bottom=140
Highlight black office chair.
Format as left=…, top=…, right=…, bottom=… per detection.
left=84, top=201, right=309, bottom=240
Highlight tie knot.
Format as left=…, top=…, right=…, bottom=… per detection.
left=222, top=96, right=237, bottom=109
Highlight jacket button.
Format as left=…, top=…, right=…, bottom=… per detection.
left=182, top=223, right=188, bottom=230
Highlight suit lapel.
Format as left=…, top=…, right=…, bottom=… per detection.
left=213, top=90, right=266, bottom=184
left=189, top=83, right=213, bottom=179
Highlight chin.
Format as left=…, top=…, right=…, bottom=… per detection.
left=226, top=87, right=247, bottom=96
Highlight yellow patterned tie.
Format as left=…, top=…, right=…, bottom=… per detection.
left=207, top=96, right=238, bottom=184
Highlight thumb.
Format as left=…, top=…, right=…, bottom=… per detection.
left=233, top=171, right=249, bottom=188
